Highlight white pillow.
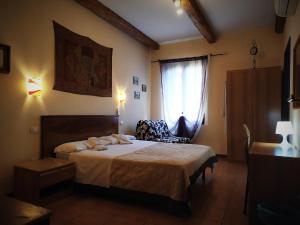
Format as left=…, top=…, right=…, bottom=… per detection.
left=54, top=141, right=87, bottom=153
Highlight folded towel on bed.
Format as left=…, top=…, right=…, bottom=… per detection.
left=112, top=134, right=133, bottom=144
left=87, top=137, right=111, bottom=148
left=88, top=135, right=133, bottom=147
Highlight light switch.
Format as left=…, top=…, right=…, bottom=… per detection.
left=120, top=120, right=124, bottom=126
left=29, top=126, right=39, bottom=134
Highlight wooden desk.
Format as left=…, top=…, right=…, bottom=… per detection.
left=249, top=142, right=300, bottom=225
left=0, top=195, right=51, bottom=225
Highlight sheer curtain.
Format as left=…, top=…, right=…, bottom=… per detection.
left=160, top=57, right=208, bottom=139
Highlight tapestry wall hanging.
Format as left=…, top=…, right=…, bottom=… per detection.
left=53, top=21, right=112, bottom=97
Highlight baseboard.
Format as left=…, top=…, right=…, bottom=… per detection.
left=216, top=154, right=227, bottom=159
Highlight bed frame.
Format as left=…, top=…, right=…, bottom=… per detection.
left=40, top=115, right=217, bottom=215
left=40, top=115, right=119, bottom=158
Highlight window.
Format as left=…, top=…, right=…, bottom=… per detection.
left=160, top=57, right=208, bottom=138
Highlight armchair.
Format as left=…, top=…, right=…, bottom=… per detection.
left=136, top=120, right=191, bottom=144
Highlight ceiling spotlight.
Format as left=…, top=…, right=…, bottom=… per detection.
left=174, top=0, right=181, bottom=8
left=176, top=8, right=183, bottom=15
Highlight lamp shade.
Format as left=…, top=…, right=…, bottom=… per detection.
left=27, top=78, right=42, bottom=96
left=275, top=121, right=294, bottom=135
left=118, top=92, right=125, bottom=103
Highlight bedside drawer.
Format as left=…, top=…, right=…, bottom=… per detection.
left=40, top=165, right=75, bottom=188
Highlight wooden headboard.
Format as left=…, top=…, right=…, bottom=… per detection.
left=40, top=115, right=119, bottom=158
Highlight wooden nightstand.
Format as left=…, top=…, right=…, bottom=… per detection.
left=14, top=158, right=75, bottom=205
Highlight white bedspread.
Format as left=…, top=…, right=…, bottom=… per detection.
left=67, top=140, right=156, bottom=187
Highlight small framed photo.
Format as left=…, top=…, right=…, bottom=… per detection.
left=133, top=76, right=139, bottom=85
left=0, top=44, right=10, bottom=74
left=134, top=91, right=140, bottom=100
left=142, top=84, right=147, bottom=92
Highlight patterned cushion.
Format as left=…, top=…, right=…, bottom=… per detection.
left=136, top=120, right=191, bottom=144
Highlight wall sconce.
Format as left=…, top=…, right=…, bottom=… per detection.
left=27, top=78, right=42, bottom=96
left=119, top=92, right=126, bottom=104
left=116, top=92, right=126, bottom=116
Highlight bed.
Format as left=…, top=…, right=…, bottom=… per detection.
left=40, top=115, right=217, bottom=213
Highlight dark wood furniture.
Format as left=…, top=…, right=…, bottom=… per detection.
left=290, top=34, right=300, bottom=107
left=226, top=67, right=282, bottom=161
left=41, top=115, right=119, bottom=158
left=0, top=195, right=51, bottom=225
left=243, top=124, right=251, bottom=214
left=249, top=142, right=300, bottom=225
left=14, top=158, right=75, bottom=205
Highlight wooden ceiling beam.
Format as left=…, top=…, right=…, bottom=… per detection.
left=75, top=0, right=160, bottom=50
left=275, top=15, right=286, bottom=33
left=181, top=0, right=216, bottom=43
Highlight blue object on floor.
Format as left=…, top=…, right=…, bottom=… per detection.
left=257, top=202, right=300, bottom=225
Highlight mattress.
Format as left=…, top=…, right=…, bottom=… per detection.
left=57, top=140, right=157, bottom=187
left=57, top=140, right=216, bottom=201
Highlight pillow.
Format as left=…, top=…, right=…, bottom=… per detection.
left=112, top=134, right=133, bottom=144
left=54, top=141, right=87, bottom=153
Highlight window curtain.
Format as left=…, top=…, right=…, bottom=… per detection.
left=160, top=57, right=208, bottom=140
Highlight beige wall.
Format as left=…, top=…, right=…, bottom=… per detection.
left=283, top=3, right=300, bottom=147
left=151, top=27, right=283, bottom=155
left=0, top=0, right=151, bottom=193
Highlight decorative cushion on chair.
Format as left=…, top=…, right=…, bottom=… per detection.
left=136, top=120, right=191, bottom=144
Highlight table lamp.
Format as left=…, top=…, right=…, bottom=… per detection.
left=275, top=121, right=294, bottom=146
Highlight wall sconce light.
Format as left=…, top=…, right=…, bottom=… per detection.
left=27, top=78, right=42, bottom=96
left=119, top=92, right=126, bottom=104
left=116, top=92, right=126, bottom=116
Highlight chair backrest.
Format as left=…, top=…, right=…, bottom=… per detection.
left=136, top=120, right=172, bottom=140
left=243, top=124, right=251, bottom=163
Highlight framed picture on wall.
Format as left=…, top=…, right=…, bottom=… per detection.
left=0, top=44, right=10, bottom=74
left=134, top=91, right=140, bottom=99
left=133, top=76, right=139, bottom=85
left=142, top=84, right=147, bottom=92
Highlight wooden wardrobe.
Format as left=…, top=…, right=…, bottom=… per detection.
left=226, top=67, right=282, bottom=162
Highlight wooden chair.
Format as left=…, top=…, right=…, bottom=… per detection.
left=243, top=124, right=251, bottom=214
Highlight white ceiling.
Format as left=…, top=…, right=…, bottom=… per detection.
left=98, top=0, right=276, bottom=44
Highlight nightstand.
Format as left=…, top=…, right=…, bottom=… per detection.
left=14, top=158, right=75, bottom=205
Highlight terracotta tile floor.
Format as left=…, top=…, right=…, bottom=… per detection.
left=47, top=159, right=248, bottom=225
